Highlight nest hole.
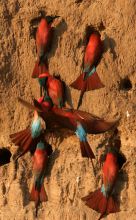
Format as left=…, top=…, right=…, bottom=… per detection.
left=75, top=0, right=83, bottom=3
left=119, top=77, right=132, bottom=91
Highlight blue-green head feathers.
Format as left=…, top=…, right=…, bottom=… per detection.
left=31, top=117, right=42, bottom=138
left=37, top=141, right=46, bottom=150
left=43, top=93, right=53, bottom=104
left=38, top=77, right=47, bottom=87
left=44, top=94, right=51, bottom=102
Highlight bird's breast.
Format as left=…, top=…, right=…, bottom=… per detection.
left=102, top=153, right=119, bottom=183
left=33, top=150, right=47, bottom=170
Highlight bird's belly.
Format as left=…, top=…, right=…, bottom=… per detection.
left=34, top=152, right=47, bottom=170
left=103, top=163, right=118, bottom=184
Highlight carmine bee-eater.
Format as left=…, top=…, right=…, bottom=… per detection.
left=82, top=139, right=126, bottom=219
left=32, top=15, right=60, bottom=95
left=38, top=92, right=53, bottom=112
left=36, top=15, right=59, bottom=64
left=0, top=147, right=12, bottom=166
left=16, top=98, right=118, bottom=162
left=30, top=140, right=52, bottom=217
left=70, top=31, right=104, bottom=109
left=39, top=73, right=66, bottom=108
left=10, top=110, right=46, bottom=160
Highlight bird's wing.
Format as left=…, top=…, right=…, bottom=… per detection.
left=72, top=109, right=119, bottom=134
left=18, top=97, right=42, bottom=112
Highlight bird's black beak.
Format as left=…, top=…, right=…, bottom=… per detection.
left=53, top=15, right=60, bottom=19
left=46, top=15, right=60, bottom=24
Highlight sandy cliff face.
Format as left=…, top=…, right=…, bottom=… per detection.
left=0, top=0, right=136, bottom=219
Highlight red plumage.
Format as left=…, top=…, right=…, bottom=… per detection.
left=39, top=105, right=118, bottom=134
left=47, top=76, right=64, bottom=108
left=15, top=97, right=118, bottom=160
left=30, top=184, right=47, bottom=203
left=38, top=96, right=53, bottom=111
left=39, top=73, right=65, bottom=108
left=32, top=60, right=49, bottom=78
left=71, top=71, right=104, bottom=91
left=10, top=128, right=41, bottom=160
left=36, top=18, right=52, bottom=62
left=17, top=97, right=118, bottom=134
left=32, top=18, right=51, bottom=79
left=70, top=32, right=104, bottom=109
left=10, top=111, right=45, bottom=160
left=80, top=141, right=95, bottom=159
left=84, top=32, right=103, bottom=68
left=81, top=144, right=125, bottom=219
left=30, top=144, right=49, bottom=217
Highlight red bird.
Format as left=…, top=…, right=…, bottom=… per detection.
left=10, top=97, right=53, bottom=159
left=10, top=110, right=46, bottom=160
left=38, top=93, right=53, bottom=111
left=12, top=98, right=118, bottom=161
left=70, top=31, right=104, bottom=109
left=30, top=141, right=52, bottom=217
left=32, top=15, right=60, bottom=95
left=39, top=73, right=66, bottom=108
left=82, top=139, right=126, bottom=219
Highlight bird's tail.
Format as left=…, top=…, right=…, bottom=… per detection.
left=71, top=71, right=104, bottom=109
left=10, top=128, right=38, bottom=160
left=82, top=188, right=119, bottom=220
left=32, top=60, right=48, bottom=78
left=0, top=148, right=12, bottom=166
left=80, top=140, right=95, bottom=159
left=77, top=88, right=86, bottom=109
left=70, top=71, right=104, bottom=91
left=30, top=183, right=47, bottom=217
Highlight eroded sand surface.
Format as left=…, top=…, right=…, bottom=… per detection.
left=0, top=0, right=136, bottom=219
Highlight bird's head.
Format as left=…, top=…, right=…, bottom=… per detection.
left=45, top=15, right=60, bottom=24
left=113, top=139, right=121, bottom=151
left=31, top=111, right=46, bottom=139
left=37, top=141, right=46, bottom=150
left=38, top=72, right=50, bottom=87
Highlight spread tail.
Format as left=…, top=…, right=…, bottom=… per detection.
left=32, top=60, right=48, bottom=78
left=10, top=128, right=38, bottom=160
left=30, top=184, right=47, bottom=202
left=70, top=73, right=85, bottom=90
left=71, top=71, right=104, bottom=109
left=80, top=141, right=95, bottom=159
left=30, top=184, right=47, bottom=217
left=70, top=71, right=104, bottom=91
left=82, top=188, right=119, bottom=219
